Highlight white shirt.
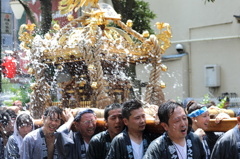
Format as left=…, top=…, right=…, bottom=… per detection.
left=173, top=142, right=187, bottom=159
left=131, top=140, right=143, bottom=159
left=84, top=141, right=89, bottom=151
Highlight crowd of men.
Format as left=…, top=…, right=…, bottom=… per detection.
left=0, top=99, right=239, bottom=159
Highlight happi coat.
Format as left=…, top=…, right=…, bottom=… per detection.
left=143, top=131, right=206, bottom=159
left=20, top=128, right=59, bottom=159
left=86, top=130, right=112, bottom=159
left=205, top=131, right=223, bottom=152
left=106, top=128, right=151, bottom=159
left=210, top=125, right=240, bottom=159
left=190, top=128, right=211, bottom=159
left=56, top=125, right=90, bottom=159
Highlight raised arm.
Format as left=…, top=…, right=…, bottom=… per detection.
left=58, top=108, right=74, bottom=132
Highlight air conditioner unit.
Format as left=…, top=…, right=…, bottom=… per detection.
left=204, top=65, right=220, bottom=87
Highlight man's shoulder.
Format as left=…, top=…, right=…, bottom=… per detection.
left=184, top=132, right=204, bottom=146
left=144, top=135, right=167, bottom=154
left=89, top=131, right=110, bottom=148
left=150, top=134, right=166, bottom=145
left=111, top=131, right=125, bottom=143
left=216, top=127, right=235, bottom=143
left=187, top=131, right=200, bottom=139
left=6, top=135, right=17, bottom=145
left=91, top=130, right=108, bottom=140
left=24, top=128, right=40, bottom=140
left=7, top=135, right=15, bottom=141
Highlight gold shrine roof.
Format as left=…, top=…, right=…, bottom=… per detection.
left=18, top=2, right=171, bottom=64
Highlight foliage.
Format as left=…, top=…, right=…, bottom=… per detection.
left=176, top=97, right=182, bottom=104
left=111, top=0, right=156, bottom=34
left=2, top=78, right=12, bottom=93
left=201, top=94, right=210, bottom=104
left=1, top=78, right=31, bottom=106
left=10, top=84, right=31, bottom=106
left=3, top=101, right=14, bottom=106
left=131, top=0, right=156, bottom=34
left=217, top=96, right=227, bottom=108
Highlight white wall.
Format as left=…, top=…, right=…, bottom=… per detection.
left=135, top=54, right=189, bottom=101
left=141, top=0, right=240, bottom=100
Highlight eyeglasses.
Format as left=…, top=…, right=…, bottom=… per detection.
left=81, top=119, right=96, bottom=126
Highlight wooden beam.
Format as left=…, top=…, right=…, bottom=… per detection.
left=34, top=117, right=237, bottom=133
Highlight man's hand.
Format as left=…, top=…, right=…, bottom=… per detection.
left=215, top=112, right=230, bottom=124
left=63, top=108, right=74, bottom=122
left=194, top=128, right=206, bottom=141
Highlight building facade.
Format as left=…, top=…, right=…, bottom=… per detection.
left=137, top=0, right=240, bottom=105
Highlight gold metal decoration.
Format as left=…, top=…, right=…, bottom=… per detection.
left=91, top=82, right=98, bottom=89
left=18, top=0, right=172, bottom=112
left=53, top=24, right=60, bottom=31
left=160, top=81, right=166, bottom=89
left=67, top=14, right=74, bottom=21
left=59, top=0, right=99, bottom=14
left=88, top=64, right=95, bottom=71
left=142, top=30, right=150, bottom=38
left=160, top=64, right=168, bottom=72
left=126, top=20, right=133, bottom=27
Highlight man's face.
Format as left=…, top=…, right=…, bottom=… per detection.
left=75, top=113, right=97, bottom=139
left=43, top=113, right=62, bottom=135
left=106, top=108, right=124, bottom=139
left=123, top=107, right=146, bottom=133
left=161, top=106, right=188, bottom=142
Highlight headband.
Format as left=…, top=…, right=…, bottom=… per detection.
left=188, top=106, right=207, bottom=118
left=74, top=109, right=95, bottom=122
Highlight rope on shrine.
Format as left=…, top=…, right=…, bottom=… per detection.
left=114, top=20, right=165, bottom=106
left=80, top=23, right=112, bottom=109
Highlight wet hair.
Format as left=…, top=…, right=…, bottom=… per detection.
left=74, top=109, right=95, bottom=122
left=158, top=100, right=184, bottom=125
left=186, top=100, right=205, bottom=114
left=183, top=97, right=194, bottom=109
left=122, top=99, right=142, bottom=119
left=0, top=110, right=11, bottom=127
left=104, top=103, right=122, bottom=121
left=43, top=106, right=62, bottom=120
left=187, top=116, right=193, bottom=134
left=16, top=113, right=33, bottom=130
left=6, top=109, right=17, bottom=120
